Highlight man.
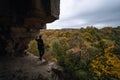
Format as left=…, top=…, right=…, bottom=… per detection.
left=36, top=35, right=45, bottom=60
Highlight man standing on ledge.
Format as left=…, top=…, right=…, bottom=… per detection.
left=36, top=35, right=45, bottom=60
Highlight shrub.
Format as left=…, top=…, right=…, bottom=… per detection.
left=27, top=40, right=39, bottom=56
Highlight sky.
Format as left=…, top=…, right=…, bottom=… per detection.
left=47, top=0, right=120, bottom=29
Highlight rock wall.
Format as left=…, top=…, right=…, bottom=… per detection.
left=0, top=0, right=60, bottom=56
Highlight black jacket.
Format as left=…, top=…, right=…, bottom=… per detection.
left=36, top=38, right=44, bottom=50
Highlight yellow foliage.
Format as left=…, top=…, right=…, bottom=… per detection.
left=51, top=57, right=58, bottom=62
left=90, top=45, right=120, bottom=78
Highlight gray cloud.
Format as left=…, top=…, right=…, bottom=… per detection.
left=47, top=0, right=120, bottom=29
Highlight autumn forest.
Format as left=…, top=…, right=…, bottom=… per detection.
left=27, top=26, right=120, bottom=80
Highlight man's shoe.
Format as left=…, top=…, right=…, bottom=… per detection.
left=39, top=57, right=42, bottom=60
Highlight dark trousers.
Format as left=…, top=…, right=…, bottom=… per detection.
left=38, top=49, right=44, bottom=59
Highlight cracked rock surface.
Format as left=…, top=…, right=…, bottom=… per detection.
left=0, top=53, right=51, bottom=80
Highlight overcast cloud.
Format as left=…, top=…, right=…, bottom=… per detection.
left=47, top=0, right=120, bottom=29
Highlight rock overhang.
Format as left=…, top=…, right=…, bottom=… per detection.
left=0, top=0, right=60, bottom=56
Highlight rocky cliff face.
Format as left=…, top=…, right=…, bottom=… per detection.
left=0, top=0, right=60, bottom=56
